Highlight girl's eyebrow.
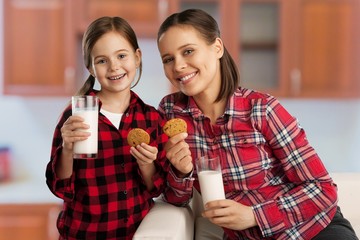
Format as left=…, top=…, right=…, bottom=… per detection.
left=93, top=55, right=106, bottom=62
left=93, top=49, right=129, bottom=60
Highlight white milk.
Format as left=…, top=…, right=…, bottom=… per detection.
left=73, top=110, right=98, bottom=158
left=198, top=170, right=225, bottom=206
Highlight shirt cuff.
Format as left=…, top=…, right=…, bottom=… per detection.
left=171, top=166, right=194, bottom=184
left=252, top=200, right=288, bottom=237
left=50, top=147, right=75, bottom=202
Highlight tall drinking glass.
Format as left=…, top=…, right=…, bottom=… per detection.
left=72, top=95, right=99, bottom=159
left=196, top=156, right=225, bottom=206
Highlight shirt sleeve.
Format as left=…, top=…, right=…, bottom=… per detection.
left=136, top=158, right=167, bottom=198
left=252, top=96, right=338, bottom=237
left=45, top=107, right=76, bottom=202
left=157, top=97, right=194, bottom=206
left=162, top=166, right=194, bottom=206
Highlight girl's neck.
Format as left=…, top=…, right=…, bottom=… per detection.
left=97, top=90, right=131, bottom=114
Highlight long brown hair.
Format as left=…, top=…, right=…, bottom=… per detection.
left=157, top=9, right=239, bottom=102
left=77, top=16, right=142, bottom=95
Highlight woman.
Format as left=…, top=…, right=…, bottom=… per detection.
left=157, top=9, right=358, bottom=240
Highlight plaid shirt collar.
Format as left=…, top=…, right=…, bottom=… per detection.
left=87, top=89, right=143, bottom=112
left=173, top=88, right=245, bottom=120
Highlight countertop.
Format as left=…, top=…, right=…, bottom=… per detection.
left=0, top=177, right=62, bottom=204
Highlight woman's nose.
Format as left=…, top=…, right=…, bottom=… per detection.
left=174, top=58, right=187, bottom=72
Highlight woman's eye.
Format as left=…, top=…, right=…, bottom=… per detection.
left=118, top=54, right=126, bottom=59
left=163, top=57, right=173, bottom=64
left=184, top=49, right=193, bottom=55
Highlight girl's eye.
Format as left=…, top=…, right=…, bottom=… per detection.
left=118, top=54, right=126, bottom=59
left=96, top=59, right=106, bottom=64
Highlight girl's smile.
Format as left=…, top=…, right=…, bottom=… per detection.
left=108, top=73, right=126, bottom=81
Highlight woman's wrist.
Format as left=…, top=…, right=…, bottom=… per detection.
left=172, top=165, right=193, bottom=178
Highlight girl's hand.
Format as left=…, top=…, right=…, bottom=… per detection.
left=201, top=199, right=258, bottom=231
left=165, top=132, right=193, bottom=176
left=60, top=116, right=90, bottom=152
left=130, top=143, right=158, bottom=166
left=130, top=143, right=158, bottom=191
left=57, top=115, right=89, bottom=179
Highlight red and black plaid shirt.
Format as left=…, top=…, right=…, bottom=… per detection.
left=158, top=87, right=338, bottom=240
left=46, top=90, right=184, bottom=239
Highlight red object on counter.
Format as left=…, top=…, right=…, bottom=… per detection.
left=0, top=147, right=11, bottom=181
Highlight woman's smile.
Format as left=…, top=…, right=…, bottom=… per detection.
left=177, top=72, right=197, bottom=83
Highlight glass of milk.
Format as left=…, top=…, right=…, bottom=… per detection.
left=72, top=95, right=99, bottom=159
left=195, top=156, right=225, bottom=206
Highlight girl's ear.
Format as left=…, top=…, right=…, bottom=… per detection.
left=135, top=48, right=142, bottom=68
left=88, top=67, right=95, bottom=78
left=214, top=37, right=224, bottom=59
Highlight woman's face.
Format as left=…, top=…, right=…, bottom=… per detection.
left=158, top=25, right=223, bottom=99
left=89, top=31, right=141, bottom=95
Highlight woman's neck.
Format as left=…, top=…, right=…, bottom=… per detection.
left=194, top=94, right=226, bottom=124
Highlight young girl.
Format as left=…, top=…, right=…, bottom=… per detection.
left=157, top=9, right=358, bottom=240
left=46, top=16, right=189, bottom=240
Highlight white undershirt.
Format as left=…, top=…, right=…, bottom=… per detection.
left=100, top=108, right=123, bottom=129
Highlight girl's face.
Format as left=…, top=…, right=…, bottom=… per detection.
left=89, top=31, right=141, bottom=95
left=158, top=25, right=223, bottom=99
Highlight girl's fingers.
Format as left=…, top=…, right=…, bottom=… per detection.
left=130, top=144, right=158, bottom=164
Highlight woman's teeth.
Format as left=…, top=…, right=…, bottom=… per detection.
left=180, top=72, right=196, bottom=81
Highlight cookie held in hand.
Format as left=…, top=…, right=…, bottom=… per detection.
left=127, top=128, right=150, bottom=147
left=163, top=118, right=187, bottom=137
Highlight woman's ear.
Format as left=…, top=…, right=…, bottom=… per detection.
left=214, top=37, right=224, bottom=58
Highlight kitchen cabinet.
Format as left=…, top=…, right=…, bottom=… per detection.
left=3, top=0, right=169, bottom=96
left=0, top=203, right=61, bottom=240
left=235, top=0, right=360, bottom=97
left=74, top=0, right=167, bottom=37
left=3, top=0, right=76, bottom=96
left=176, top=0, right=360, bottom=98
left=294, top=0, right=360, bottom=97
left=3, top=0, right=360, bottom=97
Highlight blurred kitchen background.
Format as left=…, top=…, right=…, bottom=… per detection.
left=0, top=0, right=359, bottom=239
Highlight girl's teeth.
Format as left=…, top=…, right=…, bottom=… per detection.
left=110, top=74, right=124, bottom=80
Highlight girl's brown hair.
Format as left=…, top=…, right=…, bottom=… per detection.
left=77, top=16, right=142, bottom=95
left=157, top=9, right=239, bottom=102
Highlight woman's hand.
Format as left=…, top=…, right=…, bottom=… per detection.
left=165, top=132, right=193, bottom=177
left=60, top=115, right=90, bottom=152
left=201, top=199, right=258, bottom=231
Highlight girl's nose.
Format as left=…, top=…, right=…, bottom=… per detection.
left=109, top=59, right=120, bottom=71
